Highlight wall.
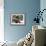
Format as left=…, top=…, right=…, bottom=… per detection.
left=40, top=0, right=46, bottom=27
left=4, top=0, right=40, bottom=42
left=0, top=0, right=4, bottom=42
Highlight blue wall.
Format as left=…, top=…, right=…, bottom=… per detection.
left=4, top=0, right=40, bottom=42
left=40, top=0, right=46, bottom=27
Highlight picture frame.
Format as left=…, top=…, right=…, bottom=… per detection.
left=11, top=14, right=25, bottom=25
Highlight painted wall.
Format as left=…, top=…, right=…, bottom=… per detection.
left=4, top=0, right=40, bottom=42
left=0, top=0, right=4, bottom=42
left=40, top=0, right=46, bottom=27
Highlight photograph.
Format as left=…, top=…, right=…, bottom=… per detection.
left=11, top=14, right=25, bottom=25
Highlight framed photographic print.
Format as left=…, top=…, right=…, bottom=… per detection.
left=11, top=14, right=25, bottom=25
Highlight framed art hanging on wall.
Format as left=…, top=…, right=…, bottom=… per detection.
left=11, top=14, right=25, bottom=25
